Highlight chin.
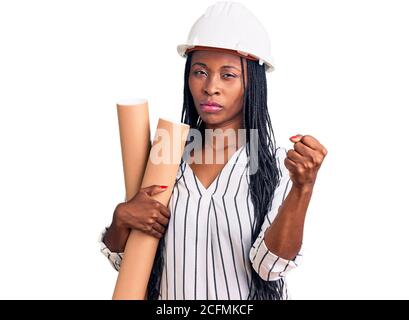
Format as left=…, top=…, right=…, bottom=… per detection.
left=199, top=114, right=225, bottom=126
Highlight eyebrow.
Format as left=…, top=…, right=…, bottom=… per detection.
left=191, top=62, right=240, bottom=71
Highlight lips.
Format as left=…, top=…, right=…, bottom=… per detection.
left=199, top=101, right=223, bottom=113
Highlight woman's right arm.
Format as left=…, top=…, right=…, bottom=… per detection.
left=100, top=185, right=171, bottom=271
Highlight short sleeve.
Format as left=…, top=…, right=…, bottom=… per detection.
left=249, top=147, right=303, bottom=281
left=99, top=227, right=124, bottom=272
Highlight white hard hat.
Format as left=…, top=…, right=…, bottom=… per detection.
left=177, top=1, right=275, bottom=72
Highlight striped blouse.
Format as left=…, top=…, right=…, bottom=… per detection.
left=100, top=145, right=303, bottom=300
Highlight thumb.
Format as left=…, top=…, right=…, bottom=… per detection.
left=289, top=134, right=303, bottom=143
left=141, top=184, right=168, bottom=197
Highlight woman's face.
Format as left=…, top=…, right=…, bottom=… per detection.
left=189, top=50, right=248, bottom=128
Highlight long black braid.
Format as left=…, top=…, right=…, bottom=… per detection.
left=147, top=52, right=284, bottom=300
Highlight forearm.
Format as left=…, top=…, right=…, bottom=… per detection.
left=103, top=207, right=130, bottom=253
left=264, top=184, right=313, bottom=260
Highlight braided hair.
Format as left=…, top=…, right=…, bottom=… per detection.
left=147, top=51, right=284, bottom=300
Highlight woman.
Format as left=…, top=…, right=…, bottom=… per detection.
left=100, top=2, right=327, bottom=300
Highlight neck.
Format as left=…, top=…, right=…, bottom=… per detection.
left=203, top=112, right=244, bottom=151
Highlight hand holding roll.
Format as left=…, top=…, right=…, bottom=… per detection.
left=115, top=185, right=171, bottom=239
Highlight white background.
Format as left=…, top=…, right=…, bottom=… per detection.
left=0, top=0, right=408, bottom=299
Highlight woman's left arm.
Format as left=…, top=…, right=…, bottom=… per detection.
left=264, top=134, right=328, bottom=260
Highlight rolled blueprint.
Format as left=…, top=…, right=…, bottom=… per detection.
left=113, top=118, right=190, bottom=300
left=116, top=99, right=151, bottom=201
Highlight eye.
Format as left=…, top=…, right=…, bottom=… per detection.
left=193, top=70, right=206, bottom=76
left=223, top=73, right=236, bottom=78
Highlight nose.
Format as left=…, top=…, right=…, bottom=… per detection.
left=204, top=74, right=220, bottom=96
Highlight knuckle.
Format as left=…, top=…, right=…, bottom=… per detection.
left=303, top=135, right=312, bottom=141
left=306, top=162, right=314, bottom=169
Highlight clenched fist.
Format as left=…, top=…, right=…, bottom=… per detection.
left=284, top=134, right=328, bottom=190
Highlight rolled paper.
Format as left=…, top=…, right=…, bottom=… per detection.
left=116, top=99, right=151, bottom=201
left=113, top=118, right=190, bottom=300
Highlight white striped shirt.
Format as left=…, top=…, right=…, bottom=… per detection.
left=100, top=145, right=303, bottom=300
